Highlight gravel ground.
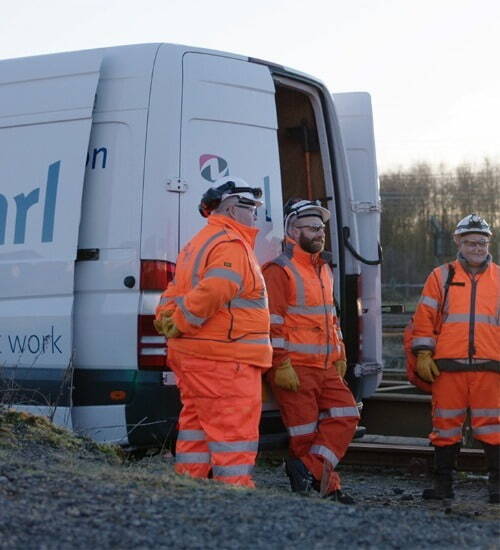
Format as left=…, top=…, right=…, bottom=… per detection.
left=0, top=411, right=499, bottom=550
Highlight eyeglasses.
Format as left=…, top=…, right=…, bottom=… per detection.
left=295, top=224, right=326, bottom=233
left=235, top=204, right=257, bottom=213
left=462, top=239, right=490, bottom=249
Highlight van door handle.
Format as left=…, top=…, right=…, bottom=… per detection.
left=76, top=248, right=100, bottom=261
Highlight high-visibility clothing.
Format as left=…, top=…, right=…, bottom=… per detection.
left=267, top=365, right=359, bottom=493
left=430, top=371, right=500, bottom=446
left=169, top=349, right=261, bottom=488
left=412, top=256, right=499, bottom=448
left=412, top=258, right=499, bottom=368
left=263, top=239, right=357, bottom=494
left=263, top=239, right=345, bottom=369
left=156, top=214, right=272, bottom=368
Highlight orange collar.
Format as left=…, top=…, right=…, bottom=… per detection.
left=208, top=214, right=259, bottom=248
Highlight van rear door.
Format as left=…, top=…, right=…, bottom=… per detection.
left=0, top=51, right=102, bottom=426
left=178, top=53, right=283, bottom=262
left=332, top=92, right=382, bottom=397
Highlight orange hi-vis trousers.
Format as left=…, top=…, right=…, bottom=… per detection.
left=430, top=371, right=500, bottom=447
left=268, top=365, right=359, bottom=494
left=168, top=349, right=262, bottom=488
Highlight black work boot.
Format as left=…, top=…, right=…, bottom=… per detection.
left=422, top=443, right=460, bottom=500
left=483, top=443, right=500, bottom=504
left=326, top=489, right=356, bottom=505
left=285, top=458, right=314, bottom=495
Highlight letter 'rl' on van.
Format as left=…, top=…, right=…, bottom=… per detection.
left=0, top=44, right=382, bottom=447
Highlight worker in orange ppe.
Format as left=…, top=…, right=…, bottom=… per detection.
left=262, top=198, right=360, bottom=504
left=155, top=177, right=272, bottom=488
left=412, top=214, right=499, bottom=503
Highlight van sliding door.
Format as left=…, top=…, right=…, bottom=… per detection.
left=0, top=51, right=102, bottom=427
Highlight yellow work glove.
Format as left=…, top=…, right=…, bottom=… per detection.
left=274, top=358, right=300, bottom=392
left=153, top=315, right=181, bottom=339
left=416, top=350, right=440, bottom=382
left=334, top=360, right=347, bottom=378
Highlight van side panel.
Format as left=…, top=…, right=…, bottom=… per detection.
left=0, top=51, right=102, bottom=426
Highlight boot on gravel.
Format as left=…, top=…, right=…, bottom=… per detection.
left=325, top=489, right=355, bottom=505
left=285, top=458, right=314, bottom=495
left=483, top=443, right=500, bottom=504
left=422, top=443, right=460, bottom=500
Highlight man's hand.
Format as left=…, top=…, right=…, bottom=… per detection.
left=274, top=358, right=300, bottom=392
left=416, top=350, right=440, bottom=382
left=334, top=360, right=347, bottom=378
left=153, top=314, right=181, bottom=339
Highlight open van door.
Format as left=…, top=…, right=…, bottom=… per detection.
left=332, top=92, right=383, bottom=398
left=178, top=53, right=283, bottom=262
left=0, top=51, right=102, bottom=426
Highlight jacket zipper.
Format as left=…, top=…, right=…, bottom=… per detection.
left=468, top=274, right=478, bottom=364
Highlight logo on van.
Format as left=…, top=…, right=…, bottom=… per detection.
left=199, top=155, right=229, bottom=182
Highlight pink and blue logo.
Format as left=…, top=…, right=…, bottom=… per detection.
left=199, top=154, right=229, bottom=182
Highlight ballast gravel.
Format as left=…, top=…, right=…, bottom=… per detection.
left=0, top=421, right=498, bottom=550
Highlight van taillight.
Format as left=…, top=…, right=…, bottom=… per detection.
left=138, top=314, right=167, bottom=369
left=140, top=260, right=176, bottom=290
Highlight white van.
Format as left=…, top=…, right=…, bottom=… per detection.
left=0, top=43, right=381, bottom=447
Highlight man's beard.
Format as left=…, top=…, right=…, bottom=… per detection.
left=299, top=233, right=325, bottom=254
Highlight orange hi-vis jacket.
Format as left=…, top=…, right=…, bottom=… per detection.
left=412, top=257, right=500, bottom=370
left=156, top=214, right=272, bottom=368
left=263, top=239, right=345, bottom=369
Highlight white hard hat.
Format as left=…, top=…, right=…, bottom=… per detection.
left=283, top=198, right=330, bottom=234
left=454, top=214, right=492, bottom=237
left=216, top=176, right=263, bottom=207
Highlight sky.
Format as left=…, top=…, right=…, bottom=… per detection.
left=1, top=0, right=499, bottom=172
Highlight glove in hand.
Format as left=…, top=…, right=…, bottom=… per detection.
left=274, top=358, right=300, bottom=392
left=334, top=360, right=347, bottom=378
left=153, top=314, right=181, bottom=339
left=416, top=350, right=440, bottom=382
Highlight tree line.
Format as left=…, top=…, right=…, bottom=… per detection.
left=379, top=159, right=500, bottom=302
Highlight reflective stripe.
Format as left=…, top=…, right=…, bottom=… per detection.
left=209, top=440, right=258, bottom=453
left=412, top=336, right=436, bottom=349
left=212, top=464, right=254, bottom=477
left=239, top=337, right=271, bottom=346
left=310, top=444, right=339, bottom=468
left=287, top=342, right=335, bottom=354
left=473, top=425, right=500, bottom=435
left=288, top=304, right=335, bottom=315
left=204, top=267, right=242, bottom=287
left=434, top=408, right=467, bottom=418
left=272, top=337, right=285, bottom=348
left=177, top=429, right=206, bottom=441
left=191, top=230, right=226, bottom=286
left=419, top=295, right=439, bottom=309
left=443, top=313, right=470, bottom=323
left=230, top=297, right=268, bottom=309
left=432, top=427, right=462, bottom=438
left=287, top=421, right=317, bottom=437
left=474, top=314, right=498, bottom=326
left=175, top=452, right=210, bottom=464
left=159, top=296, right=169, bottom=305
left=270, top=314, right=284, bottom=325
left=175, top=296, right=206, bottom=327
left=319, top=406, right=360, bottom=420
left=471, top=408, right=500, bottom=417
left=454, top=358, right=493, bottom=364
